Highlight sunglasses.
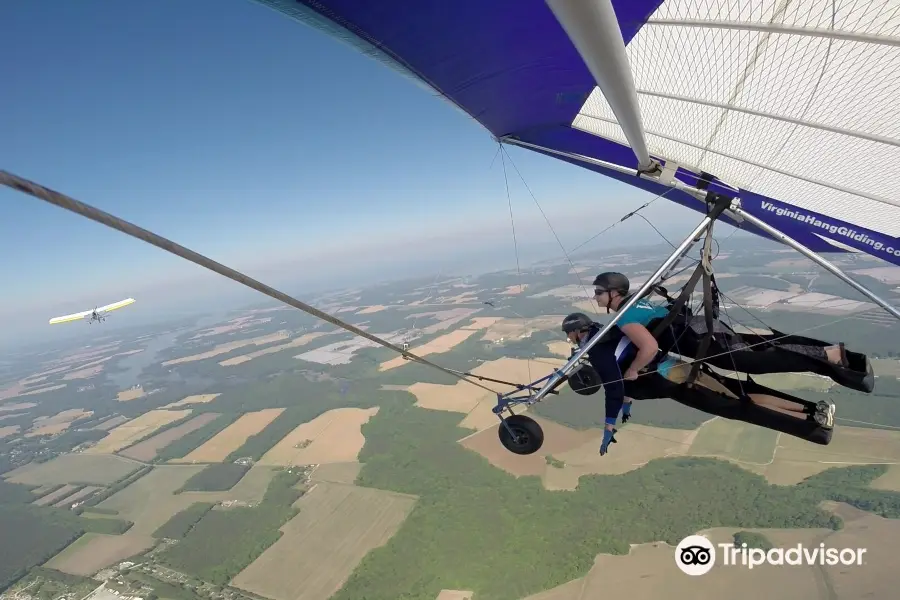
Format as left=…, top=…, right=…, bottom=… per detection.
left=594, top=288, right=608, bottom=296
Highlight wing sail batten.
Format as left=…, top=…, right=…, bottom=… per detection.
left=567, top=0, right=900, bottom=262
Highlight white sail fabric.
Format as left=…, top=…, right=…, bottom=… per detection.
left=573, top=0, right=900, bottom=235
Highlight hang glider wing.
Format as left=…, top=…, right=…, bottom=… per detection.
left=252, top=0, right=900, bottom=265
left=48, top=309, right=94, bottom=325
left=48, top=298, right=135, bottom=324
left=97, top=298, right=136, bottom=313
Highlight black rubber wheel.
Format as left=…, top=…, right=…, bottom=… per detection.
left=498, top=414, right=544, bottom=455
left=568, top=364, right=600, bottom=396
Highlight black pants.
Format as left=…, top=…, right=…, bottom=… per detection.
left=625, top=369, right=832, bottom=446
left=659, top=323, right=873, bottom=393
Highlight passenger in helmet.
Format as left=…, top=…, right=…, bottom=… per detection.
left=560, top=272, right=837, bottom=452
left=562, top=311, right=628, bottom=455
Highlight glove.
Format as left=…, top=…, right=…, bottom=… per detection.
left=621, top=401, right=632, bottom=423
left=600, top=428, right=617, bottom=455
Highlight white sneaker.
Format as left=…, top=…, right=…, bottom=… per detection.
left=814, top=400, right=835, bottom=429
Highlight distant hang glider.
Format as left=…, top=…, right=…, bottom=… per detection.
left=49, top=298, right=135, bottom=325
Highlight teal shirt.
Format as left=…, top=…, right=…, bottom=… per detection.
left=616, top=299, right=677, bottom=376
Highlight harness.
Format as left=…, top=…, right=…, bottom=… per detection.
left=602, top=256, right=723, bottom=383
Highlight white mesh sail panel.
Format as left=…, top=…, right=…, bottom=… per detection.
left=573, top=0, right=900, bottom=236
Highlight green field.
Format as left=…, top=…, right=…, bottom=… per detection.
left=4, top=454, right=139, bottom=487
left=176, top=463, right=249, bottom=493
left=689, top=418, right=779, bottom=464
left=326, top=392, right=900, bottom=600
left=153, top=502, right=215, bottom=539
left=155, top=469, right=303, bottom=585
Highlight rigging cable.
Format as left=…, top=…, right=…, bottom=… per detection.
left=499, top=146, right=533, bottom=385
left=499, top=145, right=599, bottom=313
left=0, top=170, right=501, bottom=395
left=568, top=187, right=676, bottom=254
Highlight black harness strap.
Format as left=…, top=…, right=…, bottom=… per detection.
left=650, top=262, right=705, bottom=340
left=687, top=262, right=716, bottom=386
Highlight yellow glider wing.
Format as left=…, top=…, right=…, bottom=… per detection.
left=48, top=298, right=135, bottom=325
left=97, top=298, right=136, bottom=313
left=49, top=309, right=93, bottom=325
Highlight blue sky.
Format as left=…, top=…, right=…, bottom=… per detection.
left=0, top=0, right=703, bottom=346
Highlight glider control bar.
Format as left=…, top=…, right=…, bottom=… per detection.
left=0, top=170, right=498, bottom=394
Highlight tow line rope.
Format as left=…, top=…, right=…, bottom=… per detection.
left=0, top=170, right=500, bottom=394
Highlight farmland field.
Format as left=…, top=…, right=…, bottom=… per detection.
left=27, top=408, right=93, bottom=437
left=310, top=462, right=362, bottom=485
left=218, top=332, right=330, bottom=366
left=116, top=387, right=146, bottom=402
left=406, top=358, right=561, bottom=431
left=871, top=464, right=900, bottom=492
left=93, top=415, right=128, bottom=431
left=523, top=511, right=900, bottom=600
left=162, top=393, right=221, bottom=409
left=232, top=482, right=416, bottom=600
left=162, top=332, right=289, bottom=365
left=96, top=465, right=208, bottom=534
left=0, top=401, right=36, bottom=412
left=459, top=416, right=598, bottom=481
left=689, top=417, right=779, bottom=465
left=33, top=484, right=79, bottom=506
left=760, top=425, right=900, bottom=485
left=44, top=532, right=155, bottom=577
left=174, top=408, right=285, bottom=463
left=543, top=424, right=699, bottom=490
left=85, top=410, right=193, bottom=454
left=53, top=485, right=100, bottom=507
left=4, top=453, right=139, bottom=486
left=378, top=329, right=479, bottom=371
left=119, top=413, right=222, bottom=461
left=257, top=408, right=379, bottom=467
left=44, top=463, right=276, bottom=576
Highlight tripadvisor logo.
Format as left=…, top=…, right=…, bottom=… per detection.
left=675, top=534, right=867, bottom=575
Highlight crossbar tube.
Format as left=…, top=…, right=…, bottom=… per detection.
left=734, top=208, right=900, bottom=321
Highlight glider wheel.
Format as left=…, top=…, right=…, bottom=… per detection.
left=498, top=414, right=544, bottom=455
left=568, top=364, right=600, bottom=396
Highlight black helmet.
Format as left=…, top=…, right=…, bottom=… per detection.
left=562, top=312, right=593, bottom=334
left=593, top=272, right=629, bottom=294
